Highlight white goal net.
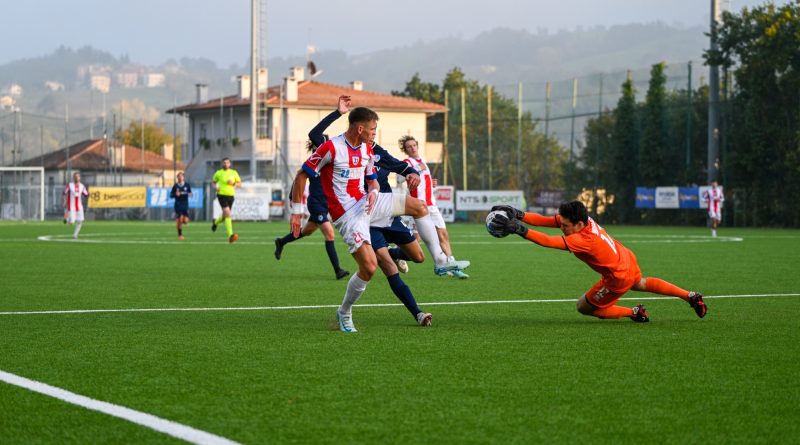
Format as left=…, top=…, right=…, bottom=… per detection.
left=0, top=167, right=44, bottom=221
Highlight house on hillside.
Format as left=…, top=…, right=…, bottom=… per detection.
left=166, top=67, right=445, bottom=189
left=22, top=139, right=185, bottom=212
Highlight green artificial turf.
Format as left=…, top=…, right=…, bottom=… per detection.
left=1, top=221, right=798, bottom=444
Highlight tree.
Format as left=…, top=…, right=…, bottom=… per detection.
left=705, top=3, right=800, bottom=226
left=117, top=121, right=182, bottom=160
left=607, top=77, right=640, bottom=224
left=639, top=62, right=671, bottom=187
left=393, top=67, right=567, bottom=208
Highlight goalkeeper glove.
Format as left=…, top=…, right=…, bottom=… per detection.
left=490, top=205, right=524, bottom=220
left=489, top=212, right=528, bottom=237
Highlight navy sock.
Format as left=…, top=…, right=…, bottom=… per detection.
left=280, top=232, right=302, bottom=245
left=325, top=240, right=342, bottom=271
left=388, top=247, right=411, bottom=261
left=387, top=273, right=421, bottom=317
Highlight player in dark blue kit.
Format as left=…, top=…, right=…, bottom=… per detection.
left=273, top=138, right=351, bottom=280
left=170, top=172, right=192, bottom=240
left=303, top=95, right=437, bottom=326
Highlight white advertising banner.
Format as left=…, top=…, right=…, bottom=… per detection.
left=212, top=183, right=272, bottom=221
left=434, top=186, right=455, bottom=223
left=456, top=190, right=525, bottom=211
left=655, top=187, right=680, bottom=209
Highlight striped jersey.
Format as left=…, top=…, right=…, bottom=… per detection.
left=64, top=182, right=88, bottom=211
left=703, top=186, right=724, bottom=213
left=302, top=134, right=377, bottom=221
left=404, top=156, right=435, bottom=206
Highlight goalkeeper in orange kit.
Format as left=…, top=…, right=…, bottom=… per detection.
left=488, top=201, right=707, bottom=322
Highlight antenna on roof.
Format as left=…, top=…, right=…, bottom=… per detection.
left=306, top=43, right=323, bottom=78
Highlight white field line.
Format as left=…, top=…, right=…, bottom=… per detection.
left=35, top=234, right=745, bottom=245
left=0, top=370, right=241, bottom=445
left=1, top=293, right=797, bottom=316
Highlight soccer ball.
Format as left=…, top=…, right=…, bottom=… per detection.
left=486, top=210, right=509, bottom=238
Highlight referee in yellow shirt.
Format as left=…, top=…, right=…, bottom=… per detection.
left=211, top=157, right=242, bottom=243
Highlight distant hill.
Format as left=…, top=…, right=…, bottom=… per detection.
left=269, top=23, right=708, bottom=93
left=0, top=22, right=711, bottom=162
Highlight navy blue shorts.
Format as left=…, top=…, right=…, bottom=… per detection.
left=307, top=196, right=329, bottom=224
left=174, top=204, right=189, bottom=217
left=370, top=217, right=416, bottom=250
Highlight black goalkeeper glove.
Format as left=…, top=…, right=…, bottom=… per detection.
left=490, top=205, right=524, bottom=220
left=489, top=212, right=528, bottom=237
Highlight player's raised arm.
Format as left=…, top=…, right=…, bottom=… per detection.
left=372, top=143, right=420, bottom=188
left=308, top=95, right=350, bottom=147
left=491, top=205, right=559, bottom=228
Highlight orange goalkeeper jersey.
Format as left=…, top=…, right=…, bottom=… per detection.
left=563, top=217, right=638, bottom=291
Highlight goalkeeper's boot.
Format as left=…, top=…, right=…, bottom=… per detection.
left=416, top=312, right=432, bottom=327
left=688, top=292, right=707, bottom=318
left=336, top=309, right=358, bottom=333
left=229, top=233, right=238, bottom=244
left=274, top=238, right=284, bottom=260
left=631, top=304, right=650, bottom=323
left=211, top=221, right=218, bottom=232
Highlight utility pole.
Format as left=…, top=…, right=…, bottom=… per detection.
left=487, top=84, right=493, bottom=189
left=567, top=78, right=578, bottom=194
left=461, top=87, right=467, bottom=191
left=443, top=89, right=449, bottom=185
left=250, top=0, right=259, bottom=181
left=173, top=97, right=177, bottom=181
left=516, top=82, right=522, bottom=188
left=65, top=104, right=70, bottom=181
left=708, top=0, right=721, bottom=183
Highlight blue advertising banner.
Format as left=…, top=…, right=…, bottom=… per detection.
left=146, top=187, right=204, bottom=209
left=679, top=187, right=700, bottom=209
left=635, top=187, right=656, bottom=208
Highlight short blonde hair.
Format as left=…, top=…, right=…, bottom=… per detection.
left=398, top=135, right=417, bottom=154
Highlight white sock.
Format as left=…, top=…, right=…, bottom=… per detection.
left=415, top=215, right=448, bottom=266
left=340, top=273, right=369, bottom=315
left=73, top=221, right=83, bottom=238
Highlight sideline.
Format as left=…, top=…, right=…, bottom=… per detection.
left=0, top=370, right=242, bottom=445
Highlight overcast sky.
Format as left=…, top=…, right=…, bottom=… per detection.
left=1, top=0, right=790, bottom=66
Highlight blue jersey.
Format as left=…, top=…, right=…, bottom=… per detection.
left=170, top=183, right=192, bottom=206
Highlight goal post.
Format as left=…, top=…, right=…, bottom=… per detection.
left=0, top=167, right=45, bottom=221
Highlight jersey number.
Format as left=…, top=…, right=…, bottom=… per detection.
left=600, top=233, right=618, bottom=255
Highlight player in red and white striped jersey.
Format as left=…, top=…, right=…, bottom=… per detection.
left=290, top=107, right=382, bottom=333
left=399, top=135, right=470, bottom=277
left=62, top=172, right=89, bottom=239
left=703, top=180, right=724, bottom=237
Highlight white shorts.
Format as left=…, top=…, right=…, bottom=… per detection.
left=369, top=192, right=406, bottom=228
left=708, top=209, right=721, bottom=221
left=333, top=198, right=371, bottom=254
left=401, top=204, right=446, bottom=233
left=67, top=209, right=84, bottom=224
left=427, top=204, right=446, bottom=229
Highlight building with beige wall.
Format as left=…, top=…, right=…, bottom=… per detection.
left=168, top=67, right=445, bottom=192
